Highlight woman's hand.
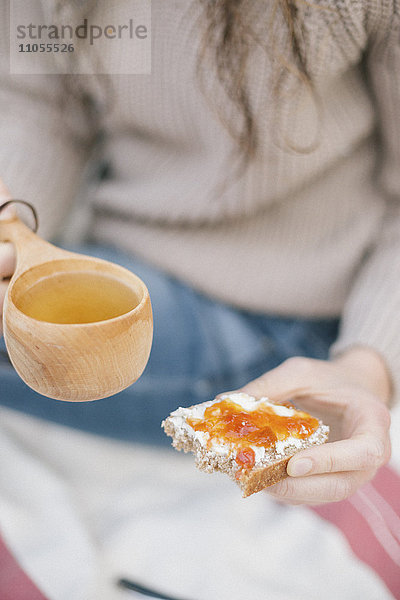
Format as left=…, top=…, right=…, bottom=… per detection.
left=0, top=178, right=16, bottom=335
left=239, top=347, right=392, bottom=504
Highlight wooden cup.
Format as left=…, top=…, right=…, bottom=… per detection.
left=0, top=215, right=153, bottom=401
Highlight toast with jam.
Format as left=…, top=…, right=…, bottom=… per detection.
left=162, top=392, right=329, bottom=497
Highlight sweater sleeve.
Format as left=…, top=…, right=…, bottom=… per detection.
left=330, top=0, right=400, bottom=403
left=0, top=3, right=94, bottom=239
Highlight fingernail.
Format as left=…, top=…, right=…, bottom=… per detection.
left=289, top=458, right=313, bottom=477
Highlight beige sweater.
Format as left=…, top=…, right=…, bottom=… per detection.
left=1, top=1, right=400, bottom=399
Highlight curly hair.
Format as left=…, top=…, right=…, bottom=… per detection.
left=198, top=0, right=312, bottom=163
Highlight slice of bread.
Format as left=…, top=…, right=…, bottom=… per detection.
left=162, top=393, right=329, bottom=497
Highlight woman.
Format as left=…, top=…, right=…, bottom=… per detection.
left=0, top=0, right=397, bottom=508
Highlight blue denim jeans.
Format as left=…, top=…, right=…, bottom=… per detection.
left=0, top=245, right=339, bottom=445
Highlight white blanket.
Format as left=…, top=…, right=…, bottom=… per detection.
left=1, top=404, right=399, bottom=600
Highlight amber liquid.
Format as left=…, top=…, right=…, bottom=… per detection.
left=16, top=272, right=139, bottom=324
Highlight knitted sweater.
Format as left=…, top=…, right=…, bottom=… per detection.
left=1, top=0, right=400, bottom=400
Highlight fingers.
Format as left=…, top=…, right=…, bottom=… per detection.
left=287, top=435, right=390, bottom=478
left=266, top=470, right=371, bottom=505
left=274, top=400, right=391, bottom=505
left=240, top=357, right=329, bottom=403
left=0, top=204, right=16, bottom=219
left=0, top=180, right=16, bottom=337
left=0, top=242, right=16, bottom=278
left=238, top=357, right=392, bottom=505
left=285, top=393, right=391, bottom=496
left=345, top=391, right=391, bottom=438
left=340, top=394, right=392, bottom=467
left=0, top=177, right=11, bottom=200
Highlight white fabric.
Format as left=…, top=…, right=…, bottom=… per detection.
left=1, top=404, right=398, bottom=600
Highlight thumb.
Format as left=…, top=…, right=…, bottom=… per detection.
left=0, top=178, right=17, bottom=281
left=240, top=357, right=315, bottom=402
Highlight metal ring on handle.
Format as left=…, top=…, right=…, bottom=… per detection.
left=0, top=199, right=39, bottom=233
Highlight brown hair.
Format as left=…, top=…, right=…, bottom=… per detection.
left=197, top=0, right=312, bottom=165
left=58, top=0, right=311, bottom=162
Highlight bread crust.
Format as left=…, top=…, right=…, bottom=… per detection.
left=239, top=458, right=291, bottom=497
left=162, top=400, right=329, bottom=498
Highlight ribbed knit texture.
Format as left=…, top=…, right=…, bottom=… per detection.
left=1, top=0, right=399, bottom=401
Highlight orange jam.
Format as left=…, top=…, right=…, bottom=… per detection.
left=187, top=399, right=319, bottom=473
